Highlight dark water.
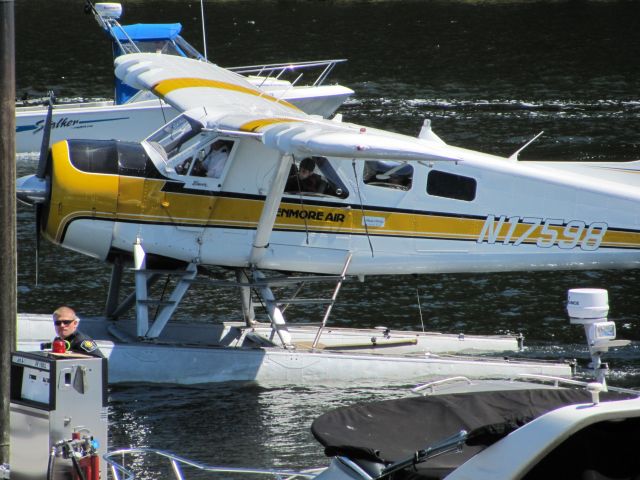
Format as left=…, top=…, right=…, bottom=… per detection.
left=14, top=0, right=640, bottom=472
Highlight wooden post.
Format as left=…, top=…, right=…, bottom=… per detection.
left=0, top=0, right=16, bottom=467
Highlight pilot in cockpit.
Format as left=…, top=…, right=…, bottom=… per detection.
left=190, top=140, right=231, bottom=177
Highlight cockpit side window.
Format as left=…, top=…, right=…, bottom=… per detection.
left=284, top=156, right=349, bottom=199
left=363, top=160, right=413, bottom=191
left=175, top=138, right=235, bottom=179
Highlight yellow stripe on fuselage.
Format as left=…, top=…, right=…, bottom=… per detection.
left=151, top=77, right=301, bottom=112
left=46, top=151, right=640, bottom=252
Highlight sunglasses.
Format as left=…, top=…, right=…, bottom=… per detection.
left=54, top=320, right=75, bottom=326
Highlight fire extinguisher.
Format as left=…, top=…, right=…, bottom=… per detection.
left=90, top=453, right=100, bottom=480
left=70, top=433, right=101, bottom=480
left=72, top=455, right=92, bottom=480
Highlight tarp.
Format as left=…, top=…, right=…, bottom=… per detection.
left=311, top=388, right=635, bottom=480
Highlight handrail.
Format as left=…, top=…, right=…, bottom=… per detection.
left=413, top=373, right=640, bottom=397
left=95, top=13, right=143, bottom=56
left=104, top=448, right=321, bottom=480
left=514, top=374, right=640, bottom=396
left=228, top=59, right=348, bottom=72
left=228, top=59, right=348, bottom=87
left=412, top=376, right=473, bottom=395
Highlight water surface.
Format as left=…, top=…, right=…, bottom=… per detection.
left=15, top=0, right=640, bottom=471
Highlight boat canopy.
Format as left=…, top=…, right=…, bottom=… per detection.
left=112, top=23, right=182, bottom=41
left=109, top=23, right=197, bottom=104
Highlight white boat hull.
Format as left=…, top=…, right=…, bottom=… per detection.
left=15, top=85, right=353, bottom=154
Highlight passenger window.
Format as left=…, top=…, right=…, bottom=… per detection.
left=363, top=161, right=413, bottom=190
left=285, top=156, right=349, bottom=199
left=427, top=170, right=476, bottom=201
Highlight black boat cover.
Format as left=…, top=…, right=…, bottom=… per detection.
left=311, top=388, right=635, bottom=480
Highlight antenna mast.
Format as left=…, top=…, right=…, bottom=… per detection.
left=200, top=0, right=208, bottom=61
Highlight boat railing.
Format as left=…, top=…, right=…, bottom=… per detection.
left=104, top=448, right=322, bottom=480
left=412, top=376, right=474, bottom=395
left=514, top=373, right=640, bottom=396
left=227, top=59, right=348, bottom=87
left=413, top=373, right=640, bottom=397
left=93, top=12, right=142, bottom=56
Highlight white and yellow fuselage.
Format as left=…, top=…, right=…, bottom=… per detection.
left=20, top=52, right=640, bottom=275
left=43, top=125, right=640, bottom=275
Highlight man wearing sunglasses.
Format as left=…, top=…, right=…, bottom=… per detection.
left=52, top=306, right=104, bottom=358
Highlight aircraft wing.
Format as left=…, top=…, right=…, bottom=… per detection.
left=257, top=121, right=463, bottom=162
left=114, top=53, right=306, bottom=119
left=114, top=53, right=461, bottom=163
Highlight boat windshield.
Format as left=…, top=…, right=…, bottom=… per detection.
left=145, top=115, right=203, bottom=161
left=133, top=36, right=203, bottom=59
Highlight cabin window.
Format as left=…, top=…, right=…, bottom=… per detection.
left=363, top=160, right=413, bottom=191
left=285, top=156, right=349, bottom=199
left=426, top=170, right=476, bottom=201
left=175, top=138, right=234, bottom=179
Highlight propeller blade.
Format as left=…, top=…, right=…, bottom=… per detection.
left=34, top=91, right=55, bottom=285
left=35, top=203, right=41, bottom=286
left=36, top=91, right=55, bottom=179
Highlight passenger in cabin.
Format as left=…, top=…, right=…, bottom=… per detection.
left=285, top=157, right=327, bottom=194
left=50, top=306, right=104, bottom=358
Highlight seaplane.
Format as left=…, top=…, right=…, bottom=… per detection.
left=15, top=1, right=354, bottom=153
left=15, top=51, right=640, bottom=385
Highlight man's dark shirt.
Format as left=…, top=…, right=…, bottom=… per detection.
left=57, top=331, right=104, bottom=358
left=285, top=173, right=324, bottom=193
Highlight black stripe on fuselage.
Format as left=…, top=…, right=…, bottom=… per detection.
left=57, top=215, right=640, bottom=251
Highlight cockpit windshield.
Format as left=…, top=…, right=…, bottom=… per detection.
left=145, top=114, right=203, bottom=162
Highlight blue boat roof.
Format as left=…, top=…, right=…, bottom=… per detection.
left=112, top=23, right=183, bottom=41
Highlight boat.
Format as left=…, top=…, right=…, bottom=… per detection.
left=15, top=1, right=354, bottom=154
left=309, top=289, right=639, bottom=480
left=101, top=288, right=640, bottom=479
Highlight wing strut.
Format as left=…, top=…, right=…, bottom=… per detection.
left=249, top=154, right=293, bottom=266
